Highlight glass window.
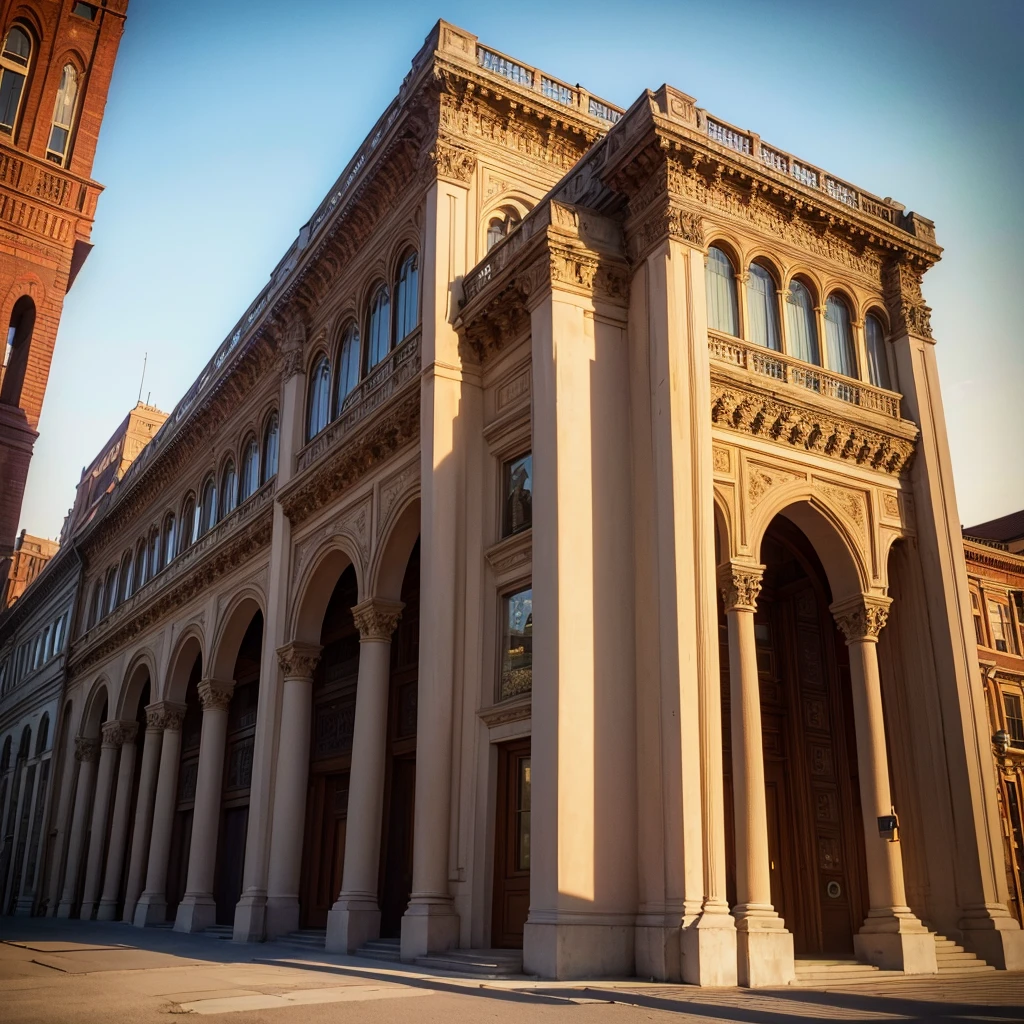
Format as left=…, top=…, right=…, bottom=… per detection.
left=486, top=208, right=521, bottom=252
left=119, top=551, right=133, bottom=602
left=72, top=2, right=97, bottom=19
left=135, top=540, right=149, bottom=590
left=865, top=314, right=891, bottom=390
left=367, top=285, right=391, bottom=369
left=990, top=599, right=1019, bottom=655
left=394, top=251, right=419, bottom=343
left=199, top=476, right=217, bottom=536
left=163, top=514, right=176, bottom=566
left=1006, top=693, right=1024, bottom=747
left=502, top=453, right=533, bottom=537
left=516, top=754, right=531, bottom=871
left=241, top=437, right=260, bottom=500
left=307, top=355, right=330, bottom=439
left=262, top=413, right=279, bottom=482
left=149, top=527, right=161, bottom=576
left=46, top=64, right=78, bottom=165
left=705, top=246, right=739, bottom=336
left=1014, top=593, right=1024, bottom=655
left=53, top=614, right=65, bottom=654
left=971, top=589, right=986, bottom=646
left=336, top=324, right=360, bottom=411
left=105, top=567, right=118, bottom=614
left=746, top=262, right=781, bottom=351
left=0, top=26, right=31, bottom=135
left=220, top=459, right=237, bottom=518
left=785, top=280, right=820, bottom=365
left=824, top=294, right=857, bottom=377
left=500, top=587, right=533, bottom=700
left=180, top=497, right=196, bottom=553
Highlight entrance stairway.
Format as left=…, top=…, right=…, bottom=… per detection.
left=276, top=929, right=326, bottom=953
left=355, top=937, right=402, bottom=962
left=932, top=934, right=996, bottom=976
left=202, top=924, right=233, bottom=940
left=415, top=949, right=524, bottom=977
left=792, top=957, right=899, bottom=987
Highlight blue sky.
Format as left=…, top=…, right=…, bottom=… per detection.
left=20, top=0, right=1024, bottom=537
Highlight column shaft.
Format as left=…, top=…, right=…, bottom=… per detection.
left=123, top=722, right=162, bottom=922
left=56, top=740, right=98, bottom=917
left=79, top=730, right=120, bottom=919
left=97, top=724, right=138, bottom=919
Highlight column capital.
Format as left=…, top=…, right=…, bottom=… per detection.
left=277, top=642, right=322, bottom=681
left=351, top=597, right=404, bottom=642
left=101, top=720, right=138, bottom=748
left=74, top=736, right=99, bottom=762
left=197, top=678, right=235, bottom=712
left=717, top=562, right=765, bottom=613
left=144, top=701, right=186, bottom=731
left=830, top=594, right=892, bottom=644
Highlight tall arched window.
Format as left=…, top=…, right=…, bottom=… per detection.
left=394, top=251, right=419, bottom=343
left=105, top=566, right=118, bottom=614
left=864, top=313, right=891, bottom=390
left=824, top=294, right=857, bottom=378
left=785, top=279, right=820, bottom=365
left=705, top=246, right=739, bottom=336
left=118, top=550, right=133, bottom=603
left=0, top=26, right=32, bottom=137
left=148, top=526, right=161, bottom=576
left=134, top=538, right=149, bottom=590
left=90, top=579, right=103, bottom=627
left=746, top=262, right=781, bottom=351
left=241, top=436, right=260, bottom=500
left=220, top=459, right=238, bottom=518
left=307, top=355, right=331, bottom=440
left=163, top=513, right=177, bottom=566
left=199, top=475, right=217, bottom=536
left=262, top=413, right=279, bottom=483
left=486, top=207, right=521, bottom=252
left=336, top=324, right=360, bottom=411
left=36, top=714, right=49, bottom=755
left=180, top=496, right=196, bottom=553
left=367, top=284, right=391, bottom=369
left=46, top=64, right=78, bottom=166
left=1, top=295, right=35, bottom=408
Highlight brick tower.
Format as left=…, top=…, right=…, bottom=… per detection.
left=0, top=0, right=128, bottom=576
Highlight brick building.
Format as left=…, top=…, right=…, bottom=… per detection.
left=4, top=530, right=59, bottom=607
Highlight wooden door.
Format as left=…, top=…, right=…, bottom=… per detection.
left=491, top=739, right=531, bottom=948
left=300, top=771, right=349, bottom=929
left=165, top=808, right=192, bottom=921
left=214, top=805, right=248, bottom=925
left=379, top=755, right=415, bottom=937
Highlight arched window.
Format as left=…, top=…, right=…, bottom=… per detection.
left=367, top=284, right=391, bottom=369
left=262, top=413, right=279, bottom=483
left=864, top=313, right=891, bottom=390
left=0, top=26, right=32, bottom=137
left=199, top=475, right=217, bottom=536
left=105, top=566, right=118, bottom=614
left=90, top=578, right=103, bottom=627
left=220, top=459, right=237, bottom=518
left=307, top=355, right=330, bottom=440
left=746, top=262, right=781, bottom=351
left=118, top=550, right=133, bottom=603
left=148, top=526, right=161, bottom=576
left=241, top=436, right=260, bottom=500
left=134, top=538, right=149, bottom=591
left=52, top=614, right=65, bottom=654
left=785, top=279, right=820, bottom=365
left=180, top=495, right=196, bottom=553
left=335, top=324, right=360, bottom=411
left=1, top=295, right=35, bottom=408
left=36, top=714, right=49, bottom=755
left=824, top=294, right=857, bottom=377
left=46, top=64, right=78, bottom=166
left=163, top=513, right=176, bottom=566
left=486, top=208, right=521, bottom=252
left=705, top=246, right=739, bottom=337
left=394, top=251, right=419, bottom=343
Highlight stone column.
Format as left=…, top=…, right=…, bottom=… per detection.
left=133, top=703, right=185, bottom=927
left=97, top=722, right=139, bottom=920
left=174, top=679, right=234, bottom=932
left=79, top=723, right=123, bottom=920
left=719, top=563, right=794, bottom=987
left=264, top=642, right=321, bottom=938
left=122, top=707, right=164, bottom=922
left=832, top=594, right=936, bottom=974
left=327, top=599, right=403, bottom=952
left=56, top=738, right=99, bottom=917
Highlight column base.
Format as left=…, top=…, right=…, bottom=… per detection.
left=78, top=900, right=97, bottom=921
left=133, top=893, right=168, bottom=927
left=958, top=903, right=1024, bottom=970
left=95, top=900, right=120, bottom=921
left=13, top=896, right=34, bottom=916
left=327, top=898, right=381, bottom=954
left=233, top=891, right=267, bottom=943
left=264, top=896, right=300, bottom=940
left=682, top=908, right=738, bottom=987
left=855, top=909, right=936, bottom=974
left=55, top=899, right=75, bottom=919
left=634, top=912, right=684, bottom=982
left=523, top=916, right=634, bottom=979
left=174, top=894, right=216, bottom=933
left=736, top=913, right=794, bottom=987
left=400, top=900, right=460, bottom=962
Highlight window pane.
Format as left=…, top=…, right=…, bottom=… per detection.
left=825, top=296, right=856, bottom=377
left=746, top=263, right=780, bottom=351
left=500, top=587, right=533, bottom=700
left=368, top=286, right=391, bottom=368
left=487, top=219, right=505, bottom=252
left=221, top=462, right=237, bottom=516
left=705, top=247, right=739, bottom=336
left=336, top=327, right=360, bottom=409
left=242, top=439, right=259, bottom=498
left=307, top=357, right=330, bottom=439
left=1006, top=694, right=1024, bottom=746
left=503, top=453, right=533, bottom=536
left=3, top=28, right=31, bottom=63
left=865, top=314, right=891, bottom=390
left=785, top=281, right=819, bottom=365
left=164, top=515, right=176, bottom=564
left=263, top=415, right=279, bottom=481
left=0, top=70, right=25, bottom=130
left=395, top=253, right=419, bottom=342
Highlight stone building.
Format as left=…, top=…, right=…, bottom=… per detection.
left=0, top=0, right=129, bottom=581
left=33, top=21, right=1023, bottom=986
left=4, top=530, right=59, bottom=606
left=0, top=400, right=164, bottom=916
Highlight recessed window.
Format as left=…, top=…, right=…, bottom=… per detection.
left=163, top=513, right=177, bottom=566
left=394, top=251, right=419, bottom=343
left=367, top=285, right=391, bottom=369
left=336, top=324, right=360, bottom=410
left=785, top=279, right=819, bottom=366
left=971, top=589, right=986, bottom=646
left=72, top=2, right=97, bottom=20
left=746, top=262, right=781, bottom=351
left=1005, top=693, right=1024, bottom=747
left=241, top=437, right=260, bottom=500
left=46, top=64, right=78, bottom=166
left=199, top=476, right=217, bottom=536
left=220, top=459, right=238, bottom=518
left=824, top=294, right=857, bottom=378
left=500, top=587, right=533, bottom=700
left=502, top=452, right=532, bottom=537
left=706, top=246, right=739, bottom=337
left=865, top=313, right=891, bottom=390
left=307, top=355, right=331, bottom=440
left=262, top=413, right=279, bottom=482
left=989, top=598, right=1018, bottom=655
left=487, top=208, right=521, bottom=252
left=0, top=26, right=32, bottom=136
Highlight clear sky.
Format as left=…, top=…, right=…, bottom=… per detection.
left=18, top=0, right=1024, bottom=538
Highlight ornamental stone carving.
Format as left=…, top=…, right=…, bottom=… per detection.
left=74, top=737, right=99, bottom=763
left=197, top=678, right=236, bottom=712
left=830, top=595, right=892, bottom=643
left=352, top=598, right=404, bottom=642
left=718, top=563, right=764, bottom=613
left=424, top=139, right=477, bottom=184
left=101, top=720, right=138, bottom=747
left=277, top=642, right=323, bottom=681
left=145, top=701, right=186, bottom=731
left=883, top=260, right=933, bottom=340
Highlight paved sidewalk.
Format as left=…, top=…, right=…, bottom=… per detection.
left=0, top=916, right=1022, bottom=1022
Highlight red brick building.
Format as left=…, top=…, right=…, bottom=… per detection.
left=0, top=0, right=128, bottom=580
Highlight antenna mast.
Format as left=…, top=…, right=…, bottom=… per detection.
left=137, top=352, right=147, bottom=405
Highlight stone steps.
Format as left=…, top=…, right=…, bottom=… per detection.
left=415, top=948, right=524, bottom=977
left=203, top=925, right=233, bottom=940
left=792, top=958, right=898, bottom=987
left=931, top=934, right=996, bottom=975
left=355, top=937, right=402, bottom=963
left=276, top=929, right=326, bottom=951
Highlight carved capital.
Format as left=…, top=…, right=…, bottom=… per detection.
left=279, top=317, right=307, bottom=380
left=277, top=642, right=322, bottom=681
left=352, top=598, right=404, bottom=642
left=101, top=720, right=138, bottom=748
left=830, top=594, right=892, bottom=643
left=717, top=562, right=764, bottom=613
left=423, top=138, right=477, bottom=184
left=145, top=701, right=186, bottom=731
left=197, top=678, right=235, bottom=712
left=882, top=259, right=932, bottom=340
left=74, top=736, right=99, bottom=763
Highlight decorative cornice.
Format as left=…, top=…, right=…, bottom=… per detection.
left=478, top=693, right=532, bottom=729
left=883, top=259, right=933, bottom=340
left=197, top=678, right=235, bottom=712
left=74, top=736, right=99, bottom=763
left=422, top=136, right=477, bottom=184
left=717, top=562, right=764, bottom=613
left=351, top=598, right=404, bottom=642
left=101, top=720, right=138, bottom=747
left=145, top=701, right=186, bottom=731
left=830, top=594, right=892, bottom=643
left=963, top=539, right=1024, bottom=579
left=277, top=642, right=322, bottom=681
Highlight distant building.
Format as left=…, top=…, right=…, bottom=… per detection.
left=966, top=511, right=1024, bottom=556
left=4, top=531, right=59, bottom=606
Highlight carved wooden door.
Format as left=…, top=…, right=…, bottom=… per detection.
left=491, top=739, right=531, bottom=948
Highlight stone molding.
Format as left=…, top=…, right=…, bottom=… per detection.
left=718, top=563, right=764, bottom=613
left=422, top=137, right=477, bottom=184
left=883, top=259, right=933, bottom=340
left=351, top=598, right=404, bottom=642
left=144, top=701, right=186, bottom=732
left=277, top=642, right=323, bottom=681
left=830, top=594, right=892, bottom=643
left=74, top=737, right=99, bottom=763
left=198, top=678, right=236, bottom=712
left=101, top=720, right=138, bottom=748
left=479, top=693, right=532, bottom=729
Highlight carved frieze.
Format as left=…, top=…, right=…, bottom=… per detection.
left=830, top=594, right=891, bottom=643
left=351, top=598, right=404, bottom=642
left=422, top=137, right=477, bottom=184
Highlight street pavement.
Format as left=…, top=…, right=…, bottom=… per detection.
left=1, top=916, right=1022, bottom=1023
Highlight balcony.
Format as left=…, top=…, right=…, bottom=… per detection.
left=0, top=144, right=100, bottom=218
